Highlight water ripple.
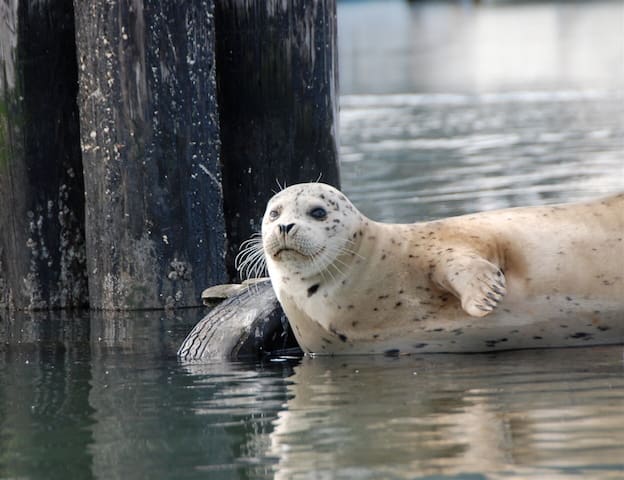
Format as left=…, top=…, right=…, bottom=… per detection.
left=340, top=90, right=624, bottom=222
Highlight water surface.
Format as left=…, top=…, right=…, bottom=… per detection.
left=2, top=1, right=624, bottom=479
left=2, top=316, right=624, bottom=479
left=338, top=0, right=623, bottom=220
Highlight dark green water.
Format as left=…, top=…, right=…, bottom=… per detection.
left=2, top=0, right=624, bottom=478
left=1, top=313, right=624, bottom=479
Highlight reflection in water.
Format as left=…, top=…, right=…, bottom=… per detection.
left=88, top=309, right=199, bottom=356
left=0, top=353, right=95, bottom=480
left=269, top=350, right=624, bottom=479
left=86, top=355, right=282, bottom=479
left=0, top=311, right=94, bottom=480
left=178, top=361, right=294, bottom=478
left=0, top=309, right=207, bottom=480
left=0, top=309, right=288, bottom=480
left=1, top=308, right=624, bottom=479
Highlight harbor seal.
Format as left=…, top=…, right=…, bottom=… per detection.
left=244, top=183, right=624, bottom=355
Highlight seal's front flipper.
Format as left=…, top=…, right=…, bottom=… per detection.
left=434, top=255, right=507, bottom=317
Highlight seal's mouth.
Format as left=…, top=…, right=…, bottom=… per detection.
left=273, top=245, right=325, bottom=259
left=273, top=246, right=324, bottom=261
left=273, top=247, right=300, bottom=259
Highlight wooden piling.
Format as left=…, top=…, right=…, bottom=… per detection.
left=73, top=0, right=226, bottom=309
left=0, top=0, right=88, bottom=310
left=1, top=0, right=341, bottom=311
left=215, top=0, right=341, bottom=281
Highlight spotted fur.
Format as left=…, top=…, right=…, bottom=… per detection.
left=260, top=184, right=624, bottom=355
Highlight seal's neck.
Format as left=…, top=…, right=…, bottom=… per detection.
left=301, top=216, right=373, bottom=287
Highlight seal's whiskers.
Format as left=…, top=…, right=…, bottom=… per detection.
left=312, top=245, right=349, bottom=281
left=341, top=239, right=366, bottom=260
left=311, top=249, right=337, bottom=284
left=235, top=236, right=267, bottom=281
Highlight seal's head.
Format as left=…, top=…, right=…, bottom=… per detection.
left=262, top=183, right=364, bottom=280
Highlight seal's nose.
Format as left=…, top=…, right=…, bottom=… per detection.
left=279, top=223, right=296, bottom=234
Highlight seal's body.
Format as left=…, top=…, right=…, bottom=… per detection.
left=260, top=183, right=624, bottom=354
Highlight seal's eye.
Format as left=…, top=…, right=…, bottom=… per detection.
left=268, top=209, right=280, bottom=221
left=309, top=207, right=327, bottom=220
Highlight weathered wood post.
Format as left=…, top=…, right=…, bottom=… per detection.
left=73, top=0, right=226, bottom=309
left=0, top=0, right=88, bottom=310
left=215, top=0, right=341, bottom=280
left=2, top=0, right=340, bottom=316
